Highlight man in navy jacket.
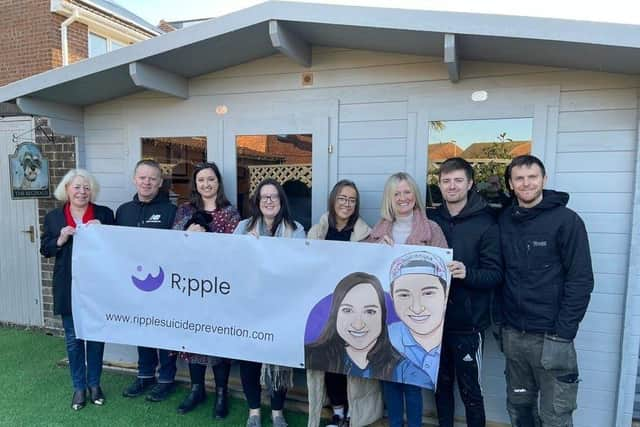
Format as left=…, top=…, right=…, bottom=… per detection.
left=117, top=159, right=177, bottom=402
left=431, top=158, right=503, bottom=427
left=499, top=155, right=593, bottom=426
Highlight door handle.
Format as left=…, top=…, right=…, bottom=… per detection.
left=21, top=225, right=35, bottom=243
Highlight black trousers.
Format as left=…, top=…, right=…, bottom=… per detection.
left=325, top=372, right=347, bottom=408
left=189, top=359, right=230, bottom=389
left=239, top=360, right=287, bottom=410
left=435, top=332, right=486, bottom=427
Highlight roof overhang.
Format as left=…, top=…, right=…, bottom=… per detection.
left=3, top=1, right=640, bottom=108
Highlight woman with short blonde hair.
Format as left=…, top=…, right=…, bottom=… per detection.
left=41, top=168, right=114, bottom=410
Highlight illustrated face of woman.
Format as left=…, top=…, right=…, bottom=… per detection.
left=336, top=283, right=383, bottom=351
left=66, top=176, right=91, bottom=209
left=393, top=180, right=416, bottom=217
left=195, top=168, right=219, bottom=200
left=334, top=186, right=357, bottom=223
left=259, top=184, right=281, bottom=220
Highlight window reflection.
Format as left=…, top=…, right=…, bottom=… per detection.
left=427, top=118, right=533, bottom=211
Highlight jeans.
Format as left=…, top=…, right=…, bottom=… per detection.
left=502, top=327, right=579, bottom=427
left=325, top=371, right=347, bottom=408
left=137, top=346, right=177, bottom=383
left=61, top=315, right=104, bottom=391
left=382, top=381, right=423, bottom=427
left=239, top=360, right=287, bottom=410
left=435, top=332, right=486, bottom=427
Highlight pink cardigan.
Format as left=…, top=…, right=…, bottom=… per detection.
left=367, top=209, right=448, bottom=248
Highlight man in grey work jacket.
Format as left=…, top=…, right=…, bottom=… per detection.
left=498, top=155, right=594, bottom=427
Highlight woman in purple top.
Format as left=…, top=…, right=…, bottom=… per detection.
left=172, top=162, right=240, bottom=419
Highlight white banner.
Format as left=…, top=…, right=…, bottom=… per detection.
left=72, top=225, right=452, bottom=388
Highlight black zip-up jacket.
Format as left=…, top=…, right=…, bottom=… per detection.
left=115, top=191, right=176, bottom=229
left=498, top=189, right=594, bottom=340
left=431, top=191, right=503, bottom=334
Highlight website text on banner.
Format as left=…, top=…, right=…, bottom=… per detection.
left=72, top=225, right=452, bottom=388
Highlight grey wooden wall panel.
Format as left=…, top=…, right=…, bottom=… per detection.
left=592, top=253, right=629, bottom=275
left=339, top=101, right=407, bottom=122
left=569, top=193, right=632, bottom=213
left=339, top=120, right=407, bottom=139
left=339, top=139, right=407, bottom=157
left=85, top=157, right=125, bottom=174
left=582, top=213, right=631, bottom=234
left=557, top=130, right=637, bottom=153
left=593, top=273, right=627, bottom=295
left=555, top=172, right=634, bottom=193
left=338, top=157, right=405, bottom=174
left=588, top=233, right=631, bottom=254
left=556, top=151, right=635, bottom=172
left=83, top=143, right=125, bottom=158
left=560, top=89, right=638, bottom=111
left=558, top=109, right=637, bottom=132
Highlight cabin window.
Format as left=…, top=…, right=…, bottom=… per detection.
left=141, top=136, right=207, bottom=205
left=235, top=134, right=313, bottom=230
left=427, top=118, right=533, bottom=210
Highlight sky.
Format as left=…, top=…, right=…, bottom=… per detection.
left=113, top=0, right=640, bottom=26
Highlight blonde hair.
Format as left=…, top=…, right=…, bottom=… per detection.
left=53, top=169, right=100, bottom=202
left=380, top=172, right=424, bottom=222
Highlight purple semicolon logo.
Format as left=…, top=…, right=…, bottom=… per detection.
left=131, top=265, right=165, bottom=292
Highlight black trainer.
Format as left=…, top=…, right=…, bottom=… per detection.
left=177, top=384, right=206, bottom=414
left=122, top=377, right=156, bottom=398
left=146, top=382, right=176, bottom=402
left=214, top=386, right=229, bottom=419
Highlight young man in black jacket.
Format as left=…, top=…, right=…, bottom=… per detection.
left=117, top=159, right=178, bottom=402
left=499, top=155, right=593, bottom=427
left=431, top=158, right=503, bottom=427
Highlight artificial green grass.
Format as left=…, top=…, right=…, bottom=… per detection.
left=0, top=327, right=308, bottom=426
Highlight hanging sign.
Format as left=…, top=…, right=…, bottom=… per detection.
left=9, top=142, right=50, bottom=199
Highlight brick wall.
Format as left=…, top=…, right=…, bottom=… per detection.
left=0, top=0, right=89, bottom=87
left=35, top=118, right=77, bottom=333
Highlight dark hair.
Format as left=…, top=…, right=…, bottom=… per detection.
left=437, top=157, right=474, bottom=182
left=327, top=180, right=360, bottom=231
left=134, top=159, right=162, bottom=174
left=190, top=162, right=231, bottom=210
left=505, top=155, right=546, bottom=181
left=305, top=272, right=404, bottom=380
left=246, top=178, right=295, bottom=236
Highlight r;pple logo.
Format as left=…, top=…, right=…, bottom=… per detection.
left=171, top=273, right=231, bottom=298
left=131, top=266, right=232, bottom=298
left=131, top=265, right=164, bottom=292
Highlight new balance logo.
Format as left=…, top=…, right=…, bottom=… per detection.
left=146, top=214, right=162, bottom=223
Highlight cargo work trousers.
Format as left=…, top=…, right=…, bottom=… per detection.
left=502, top=327, right=579, bottom=427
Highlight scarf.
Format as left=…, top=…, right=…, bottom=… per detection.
left=63, top=202, right=95, bottom=228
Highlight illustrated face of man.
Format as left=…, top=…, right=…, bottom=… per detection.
left=392, top=273, right=446, bottom=337
left=134, top=164, right=162, bottom=202
left=509, top=163, right=547, bottom=208
left=439, top=169, right=473, bottom=206
left=336, top=283, right=382, bottom=351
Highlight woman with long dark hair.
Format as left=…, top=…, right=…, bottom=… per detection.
left=41, top=169, right=114, bottom=410
left=306, top=180, right=375, bottom=427
left=233, top=178, right=304, bottom=427
left=172, top=162, right=240, bottom=419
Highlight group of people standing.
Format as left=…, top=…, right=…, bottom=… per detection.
left=41, top=152, right=594, bottom=427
